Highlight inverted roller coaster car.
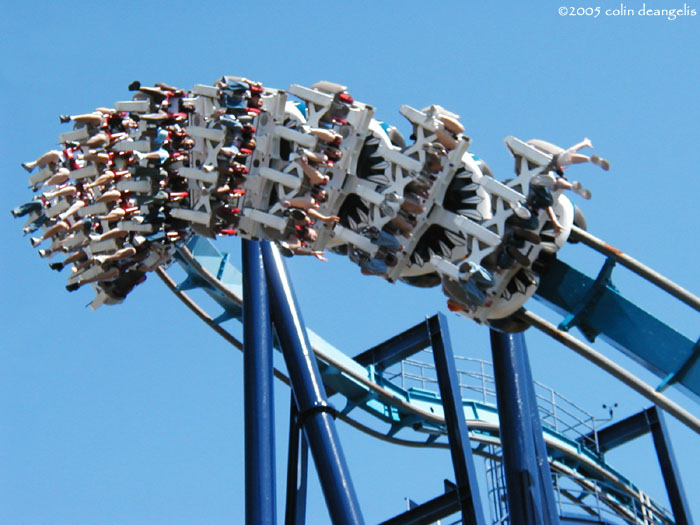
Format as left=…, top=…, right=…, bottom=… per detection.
left=14, top=77, right=593, bottom=326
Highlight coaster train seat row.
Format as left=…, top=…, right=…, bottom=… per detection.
left=13, top=76, right=610, bottom=325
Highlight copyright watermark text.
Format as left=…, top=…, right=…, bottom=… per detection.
left=558, top=2, right=697, bottom=19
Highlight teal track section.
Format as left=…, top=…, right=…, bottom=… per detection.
left=535, top=258, right=699, bottom=402
left=161, top=236, right=676, bottom=523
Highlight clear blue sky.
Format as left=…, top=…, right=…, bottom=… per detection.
left=1, top=1, right=698, bottom=523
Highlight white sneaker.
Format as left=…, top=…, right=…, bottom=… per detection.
left=572, top=181, right=592, bottom=199
left=590, top=154, right=610, bottom=171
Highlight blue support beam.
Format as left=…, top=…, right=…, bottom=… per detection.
left=646, top=407, right=693, bottom=525
left=657, top=338, right=700, bottom=393
left=558, top=257, right=616, bottom=342
left=284, top=398, right=308, bottom=525
left=490, top=330, right=560, bottom=525
left=559, top=517, right=611, bottom=524
left=354, top=319, right=431, bottom=369
left=379, top=480, right=461, bottom=525
left=261, top=242, right=364, bottom=525
left=579, top=410, right=650, bottom=454
left=518, top=332, right=561, bottom=524
left=241, top=240, right=277, bottom=525
left=535, top=258, right=700, bottom=401
left=428, top=314, right=486, bottom=525
left=577, top=406, right=693, bottom=523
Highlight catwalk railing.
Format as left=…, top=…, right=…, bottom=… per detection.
left=384, top=351, right=600, bottom=453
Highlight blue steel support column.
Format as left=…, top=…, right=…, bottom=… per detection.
left=489, top=329, right=560, bottom=525
left=242, top=240, right=276, bottom=525
left=518, top=332, right=561, bottom=523
left=646, top=407, right=693, bottom=525
left=261, top=242, right=364, bottom=525
left=428, top=314, right=486, bottom=525
left=285, top=398, right=308, bottom=525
